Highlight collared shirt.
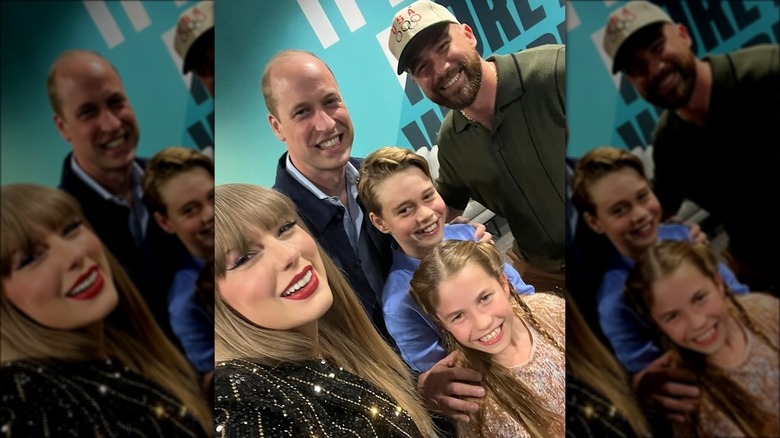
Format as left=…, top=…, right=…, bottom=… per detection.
left=168, top=253, right=214, bottom=374
left=597, top=224, right=750, bottom=373
left=286, top=154, right=362, bottom=245
left=70, top=155, right=148, bottom=244
left=382, top=224, right=536, bottom=372
left=285, top=155, right=384, bottom=298
left=652, top=45, right=780, bottom=275
left=435, top=46, right=567, bottom=274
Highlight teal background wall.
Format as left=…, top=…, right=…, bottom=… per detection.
left=566, top=0, right=779, bottom=157
left=1, top=0, right=214, bottom=187
left=214, top=0, right=566, bottom=187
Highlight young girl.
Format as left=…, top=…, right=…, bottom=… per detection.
left=409, top=240, right=565, bottom=438
left=213, top=184, right=436, bottom=437
left=0, top=184, right=212, bottom=436
left=626, top=240, right=779, bottom=437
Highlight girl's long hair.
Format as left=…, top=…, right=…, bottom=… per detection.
left=410, top=240, right=565, bottom=438
left=626, top=240, right=779, bottom=436
left=0, top=184, right=212, bottom=434
left=213, top=183, right=435, bottom=436
left=566, top=294, right=651, bottom=436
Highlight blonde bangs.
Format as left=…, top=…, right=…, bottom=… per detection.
left=1, top=185, right=83, bottom=277
left=214, top=184, right=298, bottom=276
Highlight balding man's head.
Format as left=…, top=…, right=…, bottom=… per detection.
left=261, top=50, right=336, bottom=119
left=262, top=50, right=354, bottom=181
left=49, top=50, right=139, bottom=184
left=47, top=51, right=120, bottom=118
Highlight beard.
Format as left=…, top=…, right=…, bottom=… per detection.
left=426, top=49, right=483, bottom=110
left=643, top=53, right=697, bottom=109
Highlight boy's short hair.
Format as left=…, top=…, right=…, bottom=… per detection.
left=358, top=146, right=432, bottom=215
left=571, top=146, right=646, bottom=215
left=143, top=146, right=214, bottom=215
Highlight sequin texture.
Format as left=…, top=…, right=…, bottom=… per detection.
left=482, top=293, right=566, bottom=438
left=214, top=358, right=425, bottom=437
left=566, top=374, right=638, bottom=438
left=0, top=359, right=208, bottom=437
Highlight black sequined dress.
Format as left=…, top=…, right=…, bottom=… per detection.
left=0, top=359, right=208, bottom=437
left=214, top=358, right=425, bottom=437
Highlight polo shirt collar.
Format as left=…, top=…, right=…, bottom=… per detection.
left=453, top=53, right=523, bottom=133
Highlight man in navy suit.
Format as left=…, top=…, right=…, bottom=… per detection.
left=49, top=50, right=185, bottom=345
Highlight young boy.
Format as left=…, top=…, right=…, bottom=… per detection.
left=358, top=146, right=534, bottom=373
left=144, top=146, right=214, bottom=376
left=571, top=146, right=748, bottom=374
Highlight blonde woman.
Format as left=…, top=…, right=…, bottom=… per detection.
left=213, top=184, right=436, bottom=437
left=0, top=184, right=212, bottom=436
left=626, top=240, right=779, bottom=437
left=410, top=240, right=565, bottom=438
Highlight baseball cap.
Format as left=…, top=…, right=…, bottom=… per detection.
left=388, top=0, right=459, bottom=75
left=174, top=1, right=214, bottom=74
left=603, top=1, right=672, bottom=73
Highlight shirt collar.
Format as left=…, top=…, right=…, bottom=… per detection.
left=453, top=53, right=523, bottom=133
left=285, top=154, right=358, bottom=202
left=70, top=155, right=145, bottom=202
left=390, top=241, right=422, bottom=272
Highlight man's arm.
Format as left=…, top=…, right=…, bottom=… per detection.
left=445, top=205, right=464, bottom=222
left=555, top=45, right=566, bottom=114
left=650, top=126, right=686, bottom=221
left=632, top=350, right=700, bottom=424
left=417, top=351, right=484, bottom=423
left=434, top=139, right=471, bottom=218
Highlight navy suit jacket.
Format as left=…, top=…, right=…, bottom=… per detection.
left=59, top=153, right=186, bottom=345
left=273, top=153, right=394, bottom=343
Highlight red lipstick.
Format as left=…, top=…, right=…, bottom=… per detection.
left=281, top=265, right=319, bottom=301
left=66, top=266, right=105, bottom=301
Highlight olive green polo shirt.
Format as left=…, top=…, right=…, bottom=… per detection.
left=435, top=45, right=567, bottom=273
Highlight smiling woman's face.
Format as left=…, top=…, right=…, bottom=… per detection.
left=217, top=219, right=333, bottom=335
left=3, top=220, right=118, bottom=331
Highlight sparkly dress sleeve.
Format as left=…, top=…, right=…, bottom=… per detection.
left=214, top=361, right=298, bottom=438
left=0, top=359, right=208, bottom=437
left=214, top=359, right=425, bottom=438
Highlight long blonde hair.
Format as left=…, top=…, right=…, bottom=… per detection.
left=626, top=240, right=779, bottom=436
left=213, top=183, right=435, bottom=436
left=566, top=295, right=651, bottom=436
left=0, top=184, right=212, bottom=434
left=409, top=240, right=565, bottom=438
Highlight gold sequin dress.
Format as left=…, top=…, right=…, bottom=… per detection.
left=214, top=358, right=425, bottom=438
left=481, top=292, right=566, bottom=438
left=677, top=292, right=779, bottom=437
left=0, top=358, right=208, bottom=437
